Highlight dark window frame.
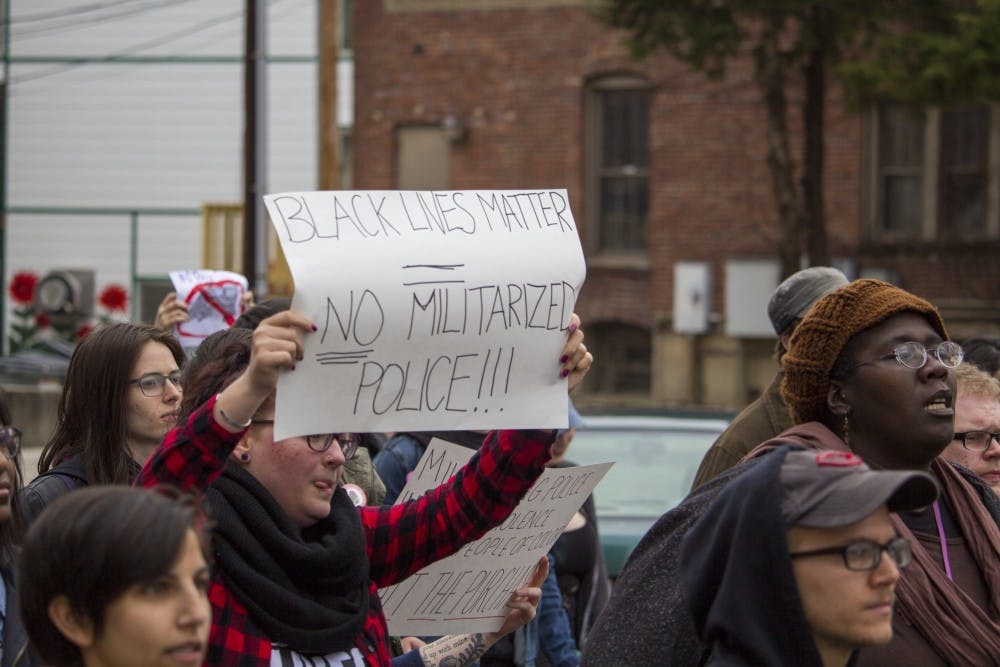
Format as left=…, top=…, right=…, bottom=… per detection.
left=584, top=75, right=651, bottom=257
left=867, top=104, right=999, bottom=241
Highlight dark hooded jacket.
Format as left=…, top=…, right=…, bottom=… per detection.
left=582, top=422, right=1000, bottom=666
left=680, top=445, right=854, bottom=666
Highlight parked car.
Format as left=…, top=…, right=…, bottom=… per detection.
left=567, top=414, right=729, bottom=579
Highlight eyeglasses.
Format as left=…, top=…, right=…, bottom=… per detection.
left=848, top=341, right=963, bottom=372
left=953, top=431, right=1000, bottom=451
left=249, top=420, right=359, bottom=460
left=0, top=426, right=21, bottom=458
left=129, top=371, right=183, bottom=397
left=790, top=536, right=912, bottom=572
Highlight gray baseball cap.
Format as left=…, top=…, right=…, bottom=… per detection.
left=767, top=266, right=849, bottom=336
left=780, top=449, right=938, bottom=528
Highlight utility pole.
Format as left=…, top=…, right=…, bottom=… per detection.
left=319, top=0, right=340, bottom=190
left=243, top=0, right=267, bottom=297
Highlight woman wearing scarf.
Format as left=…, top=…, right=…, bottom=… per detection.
left=583, top=279, right=1000, bottom=667
left=138, top=309, right=592, bottom=666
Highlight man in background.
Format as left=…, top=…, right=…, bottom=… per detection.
left=691, top=266, right=847, bottom=489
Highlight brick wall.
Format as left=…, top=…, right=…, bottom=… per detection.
left=350, top=1, right=999, bottom=409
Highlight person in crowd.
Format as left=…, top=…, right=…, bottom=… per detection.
left=682, top=446, right=937, bottom=666
left=138, top=309, right=592, bottom=665
left=941, top=363, right=1000, bottom=495
left=232, top=299, right=389, bottom=505
left=583, top=279, right=1000, bottom=667
left=691, top=266, right=848, bottom=489
left=546, top=402, right=609, bottom=652
left=21, top=324, right=184, bottom=525
left=960, top=334, right=1000, bottom=379
left=0, top=389, right=39, bottom=666
left=19, top=486, right=210, bottom=667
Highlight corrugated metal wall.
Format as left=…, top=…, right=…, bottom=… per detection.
left=4, top=0, right=319, bottom=331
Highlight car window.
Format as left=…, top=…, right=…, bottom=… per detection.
left=569, top=427, right=720, bottom=517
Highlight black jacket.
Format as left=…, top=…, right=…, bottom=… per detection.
left=20, top=452, right=88, bottom=527
left=680, top=446, right=850, bottom=666
left=2, top=560, right=40, bottom=666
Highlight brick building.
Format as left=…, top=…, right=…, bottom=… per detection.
left=348, top=0, right=1000, bottom=412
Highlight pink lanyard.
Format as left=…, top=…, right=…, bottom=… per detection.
left=932, top=500, right=954, bottom=581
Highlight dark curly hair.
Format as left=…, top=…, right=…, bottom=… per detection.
left=179, top=327, right=254, bottom=421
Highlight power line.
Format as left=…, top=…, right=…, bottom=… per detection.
left=9, top=0, right=308, bottom=87
left=9, top=0, right=151, bottom=24
left=10, top=0, right=202, bottom=41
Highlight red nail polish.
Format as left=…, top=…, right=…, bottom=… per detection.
left=569, top=322, right=578, bottom=333
left=311, top=324, right=318, bottom=332
left=560, top=355, right=568, bottom=364
left=560, top=368, right=569, bottom=378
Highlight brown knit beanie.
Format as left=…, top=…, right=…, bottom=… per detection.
left=781, top=279, right=948, bottom=424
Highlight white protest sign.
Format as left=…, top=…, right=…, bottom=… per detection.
left=168, top=270, right=248, bottom=347
left=377, top=438, right=612, bottom=636
left=394, top=437, right=477, bottom=504
left=264, top=190, right=586, bottom=439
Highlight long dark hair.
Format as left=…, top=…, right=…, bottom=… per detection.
left=39, top=323, right=185, bottom=484
left=19, top=486, right=209, bottom=667
left=0, top=387, right=26, bottom=567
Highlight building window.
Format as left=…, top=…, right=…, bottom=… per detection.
left=869, top=104, right=998, bottom=239
left=340, top=0, right=354, bottom=52
left=396, top=125, right=449, bottom=189
left=585, top=76, right=650, bottom=254
left=587, top=322, right=651, bottom=395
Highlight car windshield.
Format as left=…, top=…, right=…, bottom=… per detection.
left=569, top=425, right=722, bottom=517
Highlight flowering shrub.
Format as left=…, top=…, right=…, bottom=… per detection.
left=8, top=271, right=41, bottom=353
left=98, top=284, right=128, bottom=313
left=6, top=271, right=131, bottom=351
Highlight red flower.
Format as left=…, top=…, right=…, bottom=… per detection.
left=75, top=323, right=94, bottom=340
left=8, top=271, right=38, bottom=306
left=35, top=313, right=51, bottom=328
left=98, top=284, right=129, bottom=312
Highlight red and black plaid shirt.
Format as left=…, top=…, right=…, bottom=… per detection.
left=138, top=395, right=553, bottom=666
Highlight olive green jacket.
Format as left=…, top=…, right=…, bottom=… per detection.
left=690, top=373, right=792, bottom=491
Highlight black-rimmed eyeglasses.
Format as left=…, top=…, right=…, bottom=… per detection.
left=847, top=341, right=963, bottom=373
left=128, top=371, right=183, bottom=397
left=789, top=536, right=912, bottom=572
left=250, top=420, right=359, bottom=460
left=954, top=431, right=1000, bottom=452
left=0, top=425, right=21, bottom=458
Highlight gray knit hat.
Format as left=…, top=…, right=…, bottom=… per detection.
left=767, top=267, right=849, bottom=336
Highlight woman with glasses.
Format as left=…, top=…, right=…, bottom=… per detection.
left=138, top=309, right=592, bottom=666
left=584, top=279, right=1000, bottom=667
left=0, top=388, right=40, bottom=665
left=21, top=323, right=184, bottom=526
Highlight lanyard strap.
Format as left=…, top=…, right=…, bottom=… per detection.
left=932, top=500, right=954, bottom=581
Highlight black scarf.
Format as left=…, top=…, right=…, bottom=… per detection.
left=207, top=464, right=370, bottom=653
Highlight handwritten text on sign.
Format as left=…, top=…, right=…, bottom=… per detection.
left=379, top=438, right=612, bottom=635
left=264, top=190, right=586, bottom=438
